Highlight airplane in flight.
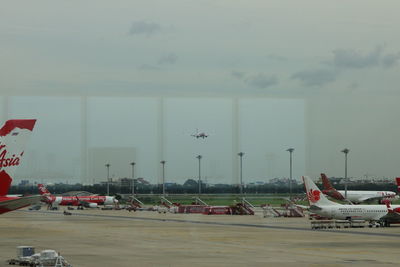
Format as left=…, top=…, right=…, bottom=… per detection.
left=191, top=129, right=209, bottom=139
left=38, top=184, right=118, bottom=208
left=303, top=175, right=400, bottom=226
left=320, top=173, right=397, bottom=203
left=0, top=119, right=41, bottom=215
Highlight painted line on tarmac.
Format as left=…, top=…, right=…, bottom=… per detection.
left=23, top=210, right=400, bottom=238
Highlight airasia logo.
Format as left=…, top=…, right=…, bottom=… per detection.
left=0, top=143, right=22, bottom=169
left=307, top=189, right=321, bottom=203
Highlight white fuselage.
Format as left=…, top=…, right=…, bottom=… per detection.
left=314, top=204, right=400, bottom=221
left=338, top=190, right=397, bottom=203
left=52, top=196, right=115, bottom=206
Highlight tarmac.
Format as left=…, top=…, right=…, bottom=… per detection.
left=1, top=208, right=400, bottom=267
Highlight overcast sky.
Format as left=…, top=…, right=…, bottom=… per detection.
left=1, top=1, right=400, bottom=184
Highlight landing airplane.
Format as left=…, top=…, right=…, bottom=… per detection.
left=38, top=184, right=118, bottom=208
left=321, top=173, right=397, bottom=203
left=191, top=129, right=208, bottom=139
left=0, top=119, right=41, bottom=215
left=303, top=175, right=400, bottom=226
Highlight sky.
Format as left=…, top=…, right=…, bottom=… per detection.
left=1, top=1, right=400, bottom=184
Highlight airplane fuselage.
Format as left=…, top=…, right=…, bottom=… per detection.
left=312, top=204, right=400, bottom=221
left=49, top=195, right=115, bottom=206
left=337, top=190, right=396, bottom=203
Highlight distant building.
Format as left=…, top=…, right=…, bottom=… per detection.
left=269, top=177, right=297, bottom=185
left=18, top=180, right=30, bottom=186
left=136, top=178, right=150, bottom=185
left=117, top=177, right=151, bottom=187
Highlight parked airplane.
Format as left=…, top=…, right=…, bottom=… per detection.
left=38, top=184, right=118, bottom=208
left=320, top=173, right=397, bottom=203
left=0, top=119, right=40, bottom=215
left=303, top=175, right=400, bottom=226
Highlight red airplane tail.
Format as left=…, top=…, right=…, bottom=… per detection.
left=396, top=178, right=400, bottom=193
left=321, top=173, right=334, bottom=190
left=320, top=173, right=345, bottom=200
left=0, top=119, right=36, bottom=196
left=0, top=170, right=12, bottom=196
left=38, top=184, right=52, bottom=196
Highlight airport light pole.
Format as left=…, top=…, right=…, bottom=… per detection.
left=160, top=160, right=166, bottom=196
left=130, top=162, right=135, bottom=196
left=286, top=148, right=294, bottom=200
left=341, top=148, right=350, bottom=199
left=238, top=152, right=244, bottom=195
left=105, top=163, right=110, bottom=196
left=196, top=155, right=202, bottom=195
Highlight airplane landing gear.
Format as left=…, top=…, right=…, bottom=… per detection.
left=377, top=220, right=391, bottom=227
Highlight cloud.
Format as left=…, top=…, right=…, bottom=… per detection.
left=231, top=71, right=246, bottom=80
left=129, top=21, right=162, bottom=37
left=231, top=71, right=278, bottom=89
left=330, top=46, right=400, bottom=69
left=292, top=46, right=400, bottom=87
left=138, top=64, right=160, bottom=71
left=245, top=73, right=278, bottom=89
left=332, top=46, right=383, bottom=69
left=266, top=54, right=287, bottom=61
left=291, top=69, right=338, bottom=87
left=382, top=53, right=400, bottom=68
left=158, top=53, right=178, bottom=65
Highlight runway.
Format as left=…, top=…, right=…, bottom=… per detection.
left=1, top=209, right=400, bottom=267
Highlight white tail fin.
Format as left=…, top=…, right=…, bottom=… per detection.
left=0, top=120, right=36, bottom=196
left=302, top=176, right=338, bottom=206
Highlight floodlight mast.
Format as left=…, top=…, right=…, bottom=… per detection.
left=105, top=163, right=110, bottom=196
left=196, top=155, right=202, bottom=195
left=238, top=152, right=245, bottom=195
left=160, top=160, right=166, bottom=196
left=130, top=162, right=135, bottom=196
left=341, top=148, right=350, bottom=198
left=286, top=148, right=294, bottom=200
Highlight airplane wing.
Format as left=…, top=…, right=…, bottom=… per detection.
left=0, top=195, right=41, bottom=213
left=358, top=196, right=385, bottom=203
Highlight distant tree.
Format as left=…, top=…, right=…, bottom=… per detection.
left=183, top=179, right=198, bottom=187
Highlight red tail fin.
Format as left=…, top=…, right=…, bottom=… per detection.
left=0, top=119, right=36, bottom=196
left=38, top=184, right=51, bottom=195
left=396, top=178, right=400, bottom=192
left=320, top=173, right=345, bottom=200
left=321, top=173, right=334, bottom=190
left=0, top=170, right=12, bottom=196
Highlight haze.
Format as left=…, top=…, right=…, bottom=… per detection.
left=1, top=0, right=400, bottom=184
